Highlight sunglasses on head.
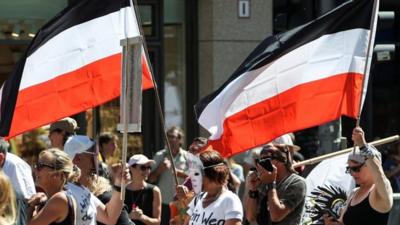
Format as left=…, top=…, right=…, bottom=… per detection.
left=34, top=162, right=57, bottom=171
left=132, top=164, right=152, bottom=171
left=345, top=163, right=365, bottom=174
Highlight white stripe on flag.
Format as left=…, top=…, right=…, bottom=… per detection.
left=20, top=6, right=139, bottom=91
left=199, top=28, right=369, bottom=140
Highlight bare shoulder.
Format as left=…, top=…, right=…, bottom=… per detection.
left=370, top=186, right=393, bottom=213
left=49, top=192, right=69, bottom=205
left=152, top=185, right=161, bottom=194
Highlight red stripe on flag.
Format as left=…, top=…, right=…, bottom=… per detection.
left=7, top=53, right=153, bottom=138
left=208, top=72, right=363, bottom=157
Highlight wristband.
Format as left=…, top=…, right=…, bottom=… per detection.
left=113, top=185, right=122, bottom=192
left=267, top=181, right=276, bottom=191
left=359, top=144, right=368, bottom=151
left=248, top=190, right=259, bottom=199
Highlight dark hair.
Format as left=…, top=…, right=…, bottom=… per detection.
left=200, top=150, right=229, bottom=185
left=51, top=129, right=73, bottom=145
left=0, top=138, right=9, bottom=155
left=193, top=137, right=207, bottom=145
left=223, top=160, right=237, bottom=193
left=274, top=145, right=297, bottom=174
left=98, top=132, right=116, bottom=147
left=167, top=126, right=185, bottom=146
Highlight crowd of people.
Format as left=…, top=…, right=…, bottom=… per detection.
left=0, top=117, right=396, bottom=225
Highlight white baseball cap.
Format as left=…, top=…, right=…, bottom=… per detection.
left=128, top=154, right=155, bottom=167
left=64, top=135, right=96, bottom=160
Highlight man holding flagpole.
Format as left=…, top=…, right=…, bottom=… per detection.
left=323, top=127, right=393, bottom=225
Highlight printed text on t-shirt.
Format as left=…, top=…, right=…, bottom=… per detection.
left=190, top=211, right=225, bottom=225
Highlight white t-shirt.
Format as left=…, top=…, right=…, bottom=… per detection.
left=66, top=182, right=102, bottom=225
left=187, top=190, right=243, bottom=225
left=3, top=153, right=36, bottom=198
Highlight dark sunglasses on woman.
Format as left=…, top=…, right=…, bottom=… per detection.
left=345, top=163, right=365, bottom=174
left=34, top=162, right=56, bottom=171
left=132, top=164, right=152, bottom=171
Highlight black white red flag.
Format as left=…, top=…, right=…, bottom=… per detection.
left=195, top=0, right=377, bottom=157
left=0, top=0, right=153, bottom=138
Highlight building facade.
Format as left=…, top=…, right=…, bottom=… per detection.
left=0, top=0, right=399, bottom=157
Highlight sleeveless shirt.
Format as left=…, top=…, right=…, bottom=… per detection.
left=50, top=191, right=75, bottom=225
left=125, top=183, right=155, bottom=225
left=343, top=193, right=389, bottom=225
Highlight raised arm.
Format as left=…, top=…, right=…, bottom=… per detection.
left=365, top=153, right=393, bottom=212
left=352, top=127, right=393, bottom=213
left=96, top=165, right=130, bottom=225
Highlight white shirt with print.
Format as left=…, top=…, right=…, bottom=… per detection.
left=187, top=190, right=243, bottom=225
left=66, top=182, right=102, bottom=225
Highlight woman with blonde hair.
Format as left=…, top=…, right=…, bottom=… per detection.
left=28, top=148, right=80, bottom=225
left=0, top=170, right=17, bottom=225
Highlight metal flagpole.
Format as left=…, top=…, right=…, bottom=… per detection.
left=294, top=135, right=399, bottom=168
left=130, top=0, right=180, bottom=186
left=355, top=0, right=380, bottom=127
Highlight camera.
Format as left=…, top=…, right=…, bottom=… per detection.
left=256, top=158, right=273, bottom=172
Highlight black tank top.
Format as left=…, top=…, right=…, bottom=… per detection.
left=125, top=183, right=155, bottom=225
left=50, top=191, right=75, bottom=225
left=343, top=193, right=389, bottom=225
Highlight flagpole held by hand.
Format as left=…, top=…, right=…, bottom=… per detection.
left=130, top=0, right=180, bottom=187
left=355, top=0, right=380, bottom=126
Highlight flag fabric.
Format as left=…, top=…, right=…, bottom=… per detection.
left=194, top=0, right=377, bottom=157
left=301, top=154, right=355, bottom=225
left=0, top=0, right=153, bottom=138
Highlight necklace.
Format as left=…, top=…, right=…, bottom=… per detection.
left=129, top=184, right=147, bottom=209
left=202, top=187, right=224, bottom=208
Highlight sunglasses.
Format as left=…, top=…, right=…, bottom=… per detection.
left=345, top=163, right=365, bottom=174
left=132, top=164, right=152, bottom=171
left=34, top=162, right=56, bottom=171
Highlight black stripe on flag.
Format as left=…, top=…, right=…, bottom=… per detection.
left=0, top=57, right=27, bottom=137
left=0, top=0, right=131, bottom=137
left=194, top=0, right=373, bottom=118
left=28, top=0, right=130, bottom=56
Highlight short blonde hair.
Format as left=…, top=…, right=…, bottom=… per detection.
left=39, top=148, right=81, bottom=184
left=0, top=170, right=16, bottom=224
left=87, top=175, right=112, bottom=196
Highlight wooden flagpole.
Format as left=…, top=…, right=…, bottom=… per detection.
left=293, top=134, right=399, bottom=168
left=130, top=0, right=180, bottom=186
